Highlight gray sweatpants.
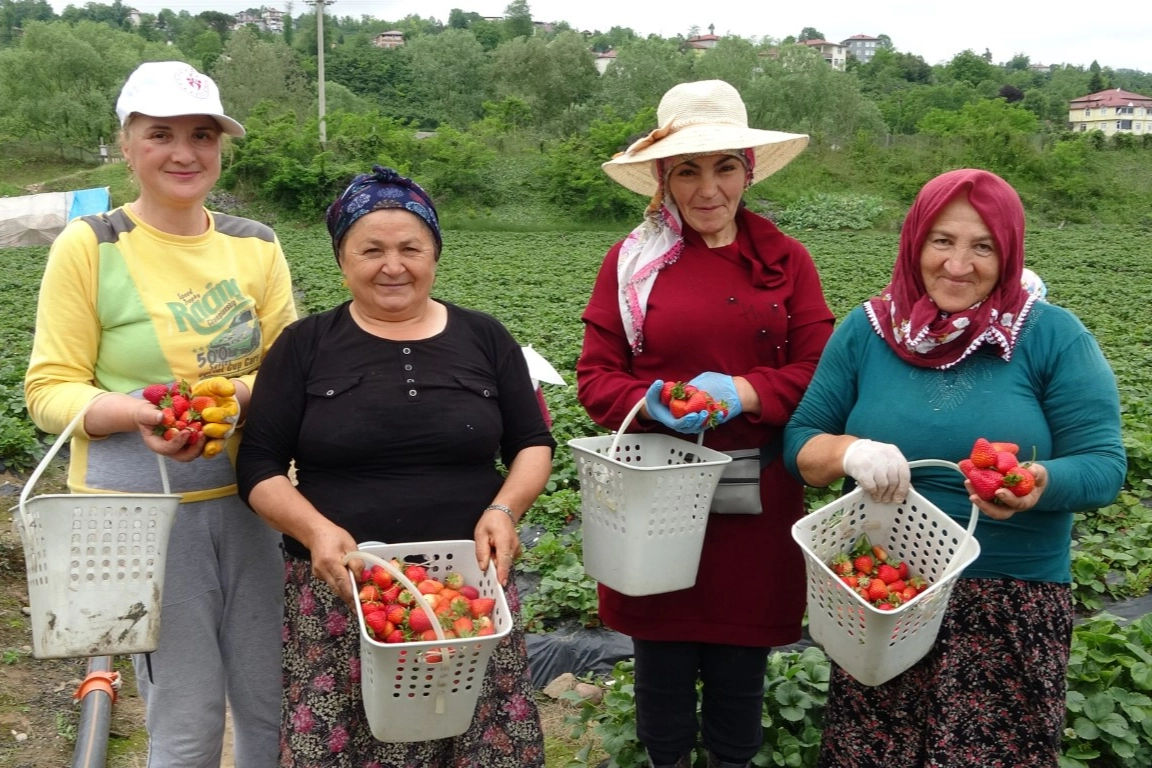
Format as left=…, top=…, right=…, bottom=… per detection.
left=132, top=493, right=284, bottom=768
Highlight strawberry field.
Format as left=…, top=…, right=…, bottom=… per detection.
left=2, top=223, right=1152, bottom=766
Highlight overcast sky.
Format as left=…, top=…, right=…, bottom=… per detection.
left=51, top=0, right=1152, bottom=73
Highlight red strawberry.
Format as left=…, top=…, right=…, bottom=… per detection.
left=866, top=579, right=889, bottom=602
left=359, top=584, right=381, bottom=603
left=831, top=553, right=854, bottom=576
left=469, top=597, right=496, bottom=619
left=161, top=427, right=180, bottom=441
left=397, top=589, right=416, bottom=606
left=364, top=612, right=391, bottom=639
left=659, top=381, right=680, bottom=405
left=459, top=585, right=480, bottom=600
left=1002, top=467, right=1036, bottom=497
left=452, top=616, right=474, bottom=637
left=370, top=566, right=392, bottom=590
left=668, top=397, right=691, bottom=418
left=969, top=438, right=998, bottom=468
left=361, top=600, right=384, bottom=615
left=384, top=629, right=406, bottom=644
left=887, top=579, right=906, bottom=594
left=417, top=579, right=444, bottom=595
left=684, top=390, right=712, bottom=414
left=407, top=607, right=433, bottom=633
left=450, top=596, right=472, bottom=617
left=170, top=395, right=191, bottom=416
left=853, top=555, right=874, bottom=575
left=876, top=564, right=900, bottom=585
left=142, top=384, right=170, bottom=405
left=380, top=584, right=402, bottom=604
left=902, top=586, right=919, bottom=602
left=190, top=395, right=216, bottom=412
left=968, top=468, right=1005, bottom=501
left=958, top=458, right=976, bottom=476
left=990, top=441, right=1020, bottom=455
left=184, top=429, right=201, bottom=445
left=842, top=575, right=859, bottom=588
left=384, top=604, right=406, bottom=625
left=404, top=564, right=428, bottom=584
left=994, top=451, right=1018, bottom=474
left=160, top=407, right=177, bottom=426
left=895, top=560, right=909, bottom=580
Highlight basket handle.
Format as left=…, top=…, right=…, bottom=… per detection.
left=907, top=459, right=979, bottom=580
left=608, top=397, right=705, bottom=456
left=18, top=393, right=172, bottom=515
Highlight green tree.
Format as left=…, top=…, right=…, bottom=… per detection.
left=798, top=26, right=824, bottom=42
left=691, top=35, right=758, bottom=92
left=403, top=28, right=489, bottom=127
left=598, top=36, right=693, bottom=117
left=917, top=98, right=1040, bottom=175
left=0, top=0, right=55, bottom=47
left=212, top=27, right=312, bottom=124
left=197, top=10, right=233, bottom=39
left=0, top=19, right=169, bottom=147
left=191, top=29, right=223, bottom=72
left=1087, top=60, right=1105, bottom=93
left=943, top=49, right=999, bottom=88
left=745, top=44, right=886, bottom=145
left=324, top=43, right=414, bottom=118
left=503, top=0, right=533, bottom=40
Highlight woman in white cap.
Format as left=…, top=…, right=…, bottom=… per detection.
left=576, top=79, right=835, bottom=768
left=24, top=61, right=296, bottom=767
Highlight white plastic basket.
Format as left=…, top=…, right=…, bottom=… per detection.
left=568, top=398, right=732, bottom=596
left=791, top=459, right=981, bottom=687
left=14, top=396, right=181, bottom=659
left=344, top=540, right=513, bottom=742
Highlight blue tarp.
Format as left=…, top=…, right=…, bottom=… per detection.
left=68, top=187, right=110, bottom=221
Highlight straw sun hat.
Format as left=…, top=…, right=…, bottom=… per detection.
left=602, top=79, right=808, bottom=197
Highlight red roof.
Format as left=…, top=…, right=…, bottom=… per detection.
left=803, top=39, right=841, bottom=47
left=1069, top=88, right=1152, bottom=108
left=844, top=34, right=880, bottom=41
left=687, top=33, right=720, bottom=41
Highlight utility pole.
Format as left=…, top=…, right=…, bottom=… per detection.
left=312, top=0, right=334, bottom=145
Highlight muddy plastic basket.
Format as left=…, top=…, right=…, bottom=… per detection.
left=14, top=397, right=180, bottom=659
left=568, top=398, right=731, bottom=596
left=344, top=540, right=512, bottom=742
left=791, top=459, right=981, bottom=686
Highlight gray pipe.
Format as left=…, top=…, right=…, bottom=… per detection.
left=71, top=655, right=114, bottom=768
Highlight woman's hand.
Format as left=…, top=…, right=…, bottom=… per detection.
left=307, top=523, right=361, bottom=608
left=474, top=506, right=521, bottom=587
left=135, top=401, right=205, bottom=462
left=966, top=462, right=1048, bottom=520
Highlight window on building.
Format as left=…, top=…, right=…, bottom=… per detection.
left=1085, top=109, right=1091, bottom=116
left=1101, top=107, right=1109, bottom=116
left=1136, top=123, right=1143, bottom=131
left=1117, top=107, right=1134, bottom=115
left=1119, top=120, right=1133, bottom=130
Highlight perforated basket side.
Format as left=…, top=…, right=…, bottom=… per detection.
left=22, top=493, right=179, bottom=659
left=352, top=540, right=512, bottom=742
left=571, top=435, right=727, bottom=596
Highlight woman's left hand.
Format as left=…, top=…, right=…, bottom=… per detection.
left=966, top=462, right=1048, bottom=520
left=474, top=507, right=521, bottom=587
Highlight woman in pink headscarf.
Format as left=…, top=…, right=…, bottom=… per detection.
left=784, top=168, right=1126, bottom=767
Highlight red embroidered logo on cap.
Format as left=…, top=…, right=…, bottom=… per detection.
left=174, top=66, right=211, bottom=100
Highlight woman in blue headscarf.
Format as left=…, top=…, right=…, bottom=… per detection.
left=237, top=167, right=554, bottom=766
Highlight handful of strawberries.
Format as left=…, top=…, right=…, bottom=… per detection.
left=959, top=437, right=1036, bottom=501
left=142, top=377, right=240, bottom=459
left=658, top=380, right=729, bottom=429
left=354, top=560, right=497, bottom=661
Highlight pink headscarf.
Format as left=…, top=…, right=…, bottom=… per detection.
left=864, top=169, right=1036, bottom=370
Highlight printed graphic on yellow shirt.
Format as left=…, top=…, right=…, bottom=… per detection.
left=167, top=279, right=262, bottom=377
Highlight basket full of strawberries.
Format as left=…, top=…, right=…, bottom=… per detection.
left=791, top=457, right=982, bottom=686
left=344, top=540, right=512, bottom=742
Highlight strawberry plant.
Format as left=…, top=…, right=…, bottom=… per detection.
left=519, top=530, right=600, bottom=631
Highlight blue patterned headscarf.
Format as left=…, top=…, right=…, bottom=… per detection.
left=326, top=165, right=442, bottom=261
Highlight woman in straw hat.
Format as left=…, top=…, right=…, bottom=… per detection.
left=24, top=61, right=296, bottom=766
left=576, top=79, right=835, bottom=768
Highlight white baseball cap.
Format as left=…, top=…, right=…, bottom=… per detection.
left=116, top=61, right=245, bottom=137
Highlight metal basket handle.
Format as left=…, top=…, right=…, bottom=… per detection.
left=907, top=459, right=979, bottom=580
left=608, top=397, right=705, bottom=456
left=18, top=393, right=171, bottom=518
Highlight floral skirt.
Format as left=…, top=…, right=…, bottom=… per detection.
left=279, top=555, right=545, bottom=768
left=817, top=578, right=1073, bottom=768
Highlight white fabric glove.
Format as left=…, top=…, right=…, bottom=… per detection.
left=842, top=439, right=910, bottom=504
